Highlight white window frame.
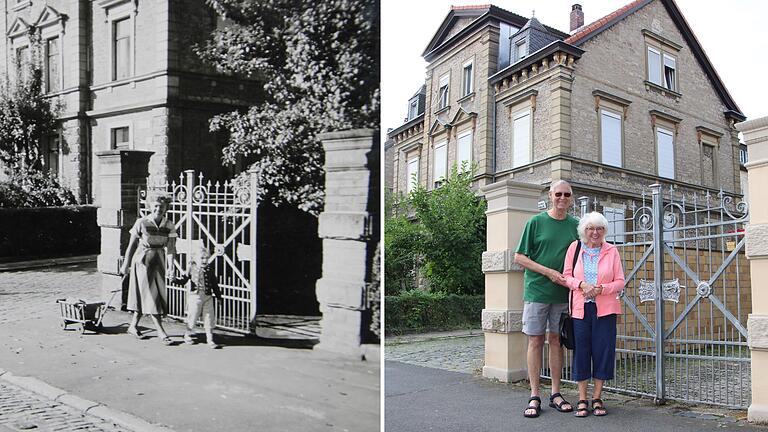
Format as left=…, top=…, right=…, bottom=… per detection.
left=600, top=109, right=623, bottom=168
left=108, top=122, right=133, bottom=150
left=461, top=60, right=473, bottom=97
left=408, top=98, right=419, bottom=120
left=100, top=0, right=138, bottom=82
left=406, top=157, right=419, bottom=194
left=457, top=130, right=472, bottom=172
left=37, top=5, right=66, bottom=93
left=437, top=74, right=450, bottom=110
left=512, top=109, right=532, bottom=168
left=647, top=46, right=662, bottom=86
left=663, top=53, right=677, bottom=91
left=603, top=206, right=626, bottom=244
left=516, top=40, right=528, bottom=60
left=656, top=127, right=675, bottom=179
left=433, top=140, right=447, bottom=186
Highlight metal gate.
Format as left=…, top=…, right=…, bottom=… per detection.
left=543, top=183, right=751, bottom=408
left=139, top=169, right=259, bottom=333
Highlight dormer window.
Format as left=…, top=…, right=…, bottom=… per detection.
left=408, top=98, right=419, bottom=121
left=516, top=40, right=527, bottom=60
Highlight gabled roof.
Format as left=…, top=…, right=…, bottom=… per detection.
left=35, top=5, right=66, bottom=29
left=565, top=0, right=743, bottom=118
left=7, top=17, right=30, bottom=39
left=422, top=4, right=568, bottom=62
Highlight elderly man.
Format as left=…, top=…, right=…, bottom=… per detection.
left=515, top=180, right=579, bottom=418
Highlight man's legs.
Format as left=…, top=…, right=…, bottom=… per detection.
left=527, top=334, right=545, bottom=396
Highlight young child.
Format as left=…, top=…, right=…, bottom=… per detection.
left=175, top=245, right=223, bottom=349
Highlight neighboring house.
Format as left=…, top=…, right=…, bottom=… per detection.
left=388, top=1, right=745, bottom=222
left=1, top=0, right=260, bottom=203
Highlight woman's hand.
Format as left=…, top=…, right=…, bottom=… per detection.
left=581, top=282, right=597, bottom=299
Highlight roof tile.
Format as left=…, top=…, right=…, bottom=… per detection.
left=565, top=0, right=646, bottom=45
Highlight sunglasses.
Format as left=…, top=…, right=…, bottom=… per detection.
left=553, top=192, right=572, bottom=198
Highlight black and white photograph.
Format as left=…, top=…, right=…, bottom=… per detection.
left=0, top=1, right=379, bottom=431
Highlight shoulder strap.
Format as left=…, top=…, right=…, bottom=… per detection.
left=569, top=241, right=582, bottom=315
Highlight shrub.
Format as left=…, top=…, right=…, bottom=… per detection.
left=410, top=166, right=486, bottom=295
left=385, top=290, right=484, bottom=335
left=384, top=193, right=423, bottom=295
left=0, top=167, right=77, bottom=208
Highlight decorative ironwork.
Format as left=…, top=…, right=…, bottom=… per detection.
left=138, top=170, right=260, bottom=334
left=543, top=182, right=751, bottom=409
left=696, top=281, right=713, bottom=298
left=661, top=279, right=681, bottom=303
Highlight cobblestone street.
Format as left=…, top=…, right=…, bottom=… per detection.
left=0, top=263, right=101, bottom=325
left=385, top=333, right=484, bottom=374
left=0, top=381, right=129, bottom=432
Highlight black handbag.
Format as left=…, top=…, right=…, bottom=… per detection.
left=559, top=241, right=581, bottom=350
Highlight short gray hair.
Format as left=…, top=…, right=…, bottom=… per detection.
left=549, top=180, right=571, bottom=192
left=577, top=211, right=609, bottom=243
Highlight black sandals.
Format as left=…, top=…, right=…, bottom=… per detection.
left=549, top=392, right=573, bottom=412
left=574, top=399, right=590, bottom=417
left=592, top=398, right=607, bottom=416
left=523, top=396, right=542, bottom=418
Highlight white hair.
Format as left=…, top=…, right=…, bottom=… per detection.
left=549, top=180, right=572, bottom=192
left=577, top=211, right=609, bottom=243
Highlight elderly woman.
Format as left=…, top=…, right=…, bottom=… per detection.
left=119, top=193, right=177, bottom=345
left=562, top=211, right=624, bottom=417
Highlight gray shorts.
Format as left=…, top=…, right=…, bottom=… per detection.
left=522, top=301, right=569, bottom=336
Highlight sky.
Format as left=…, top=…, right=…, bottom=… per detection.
left=381, top=0, right=768, bottom=141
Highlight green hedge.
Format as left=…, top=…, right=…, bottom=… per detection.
left=385, top=290, right=483, bottom=335
left=0, top=206, right=99, bottom=262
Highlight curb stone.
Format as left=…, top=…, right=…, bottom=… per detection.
left=0, top=370, right=176, bottom=432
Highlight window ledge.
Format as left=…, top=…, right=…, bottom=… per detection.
left=644, top=80, right=682, bottom=100
left=457, top=92, right=475, bottom=104
left=434, top=105, right=450, bottom=115
left=11, top=1, right=32, bottom=12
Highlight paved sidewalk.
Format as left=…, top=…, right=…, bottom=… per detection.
left=385, top=332, right=765, bottom=431
left=0, top=263, right=379, bottom=432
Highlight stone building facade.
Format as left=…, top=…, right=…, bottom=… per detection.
left=1, top=0, right=260, bottom=204
left=388, top=0, right=745, bottom=216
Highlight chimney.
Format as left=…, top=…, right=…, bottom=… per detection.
left=570, top=4, right=584, bottom=31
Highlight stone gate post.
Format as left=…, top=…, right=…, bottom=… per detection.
left=738, top=117, right=768, bottom=423
left=95, top=150, right=154, bottom=308
left=315, top=129, right=379, bottom=359
left=481, top=180, right=542, bottom=381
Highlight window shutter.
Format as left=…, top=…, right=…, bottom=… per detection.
left=601, top=110, right=622, bottom=167
left=457, top=132, right=472, bottom=172
left=657, top=128, right=675, bottom=179
left=513, top=111, right=531, bottom=168
left=434, top=141, right=447, bottom=183
left=647, top=47, right=661, bottom=85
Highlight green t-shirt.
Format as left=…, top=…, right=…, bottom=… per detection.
left=515, top=212, right=579, bottom=304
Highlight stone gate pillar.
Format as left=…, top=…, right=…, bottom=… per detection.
left=738, top=117, right=768, bottom=423
left=481, top=180, right=541, bottom=382
left=95, top=150, right=154, bottom=308
left=315, top=129, right=379, bottom=359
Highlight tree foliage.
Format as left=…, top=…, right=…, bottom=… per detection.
left=385, top=167, right=487, bottom=295
left=384, top=192, right=423, bottom=295
left=197, top=0, right=380, bottom=215
left=0, top=44, right=61, bottom=173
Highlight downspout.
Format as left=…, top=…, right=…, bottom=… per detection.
left=491, top=81, right=496, bottom=183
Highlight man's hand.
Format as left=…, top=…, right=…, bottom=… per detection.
left=548, top=269, right=567, bottom=286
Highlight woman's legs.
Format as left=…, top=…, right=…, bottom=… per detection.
left=149, top=314, right=168, bottom=339
left=129, top=312, right=141, bottom=330
left=575, top=380, right=589, bottom=417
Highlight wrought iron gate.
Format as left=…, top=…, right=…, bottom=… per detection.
left=543, top=183, right=751, bottom=408
left=139, top=169, right=259, bottom=333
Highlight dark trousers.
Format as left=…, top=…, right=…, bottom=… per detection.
left=572, top=302, right=617, bottom=381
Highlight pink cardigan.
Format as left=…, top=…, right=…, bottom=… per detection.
left=563, top=240, right=625, bottom=319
